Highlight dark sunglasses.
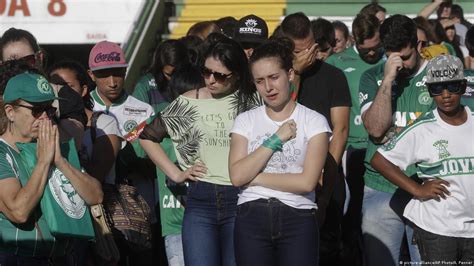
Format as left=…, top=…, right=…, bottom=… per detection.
left=0, top=53, right=37, bottom=67
left=18, top=53, right=37, bottom=66
left=15, top=104, right=57, bottom=118
left=427, top=81, right=465, bottom=96
left=201, top=67, right=232, bottom=83
left=358, top=42, right=383, bottom=56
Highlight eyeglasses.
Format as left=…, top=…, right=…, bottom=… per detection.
left=427, top=81, right=465, bottom=96
left=201, top=67, right=232, bottom=83
left=358, top=42, right=383, bottom=56
left=15, top=104, right=57, bottom=118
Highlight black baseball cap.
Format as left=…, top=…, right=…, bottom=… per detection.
left=233, top=14, right=268, bottom=45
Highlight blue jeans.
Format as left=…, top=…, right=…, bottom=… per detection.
left=182, top=181, right=239, bottom=266
left=234, top=198, right=319, bottom=266
left=414, top=226, right=474, bottom=265
left=164, top=234, right=185, bottom=266
left=361, top=186, right=421, bottom=266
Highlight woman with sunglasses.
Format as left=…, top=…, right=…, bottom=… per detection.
left=140, top=35, right=258, bottom=266
left=372, top=55, right=474, bottom=265
left=228, top=39, right=330, bottom=266
left=0, top=72, right=103, bottom=265
left=0, top=28, right=44, bottom=70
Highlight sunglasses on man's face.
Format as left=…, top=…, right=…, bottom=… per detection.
left=201, top=67, right=233, bottom=83
left=15, top=104, right=57, bottom=118
left=428, top=81, right=465, bottom=96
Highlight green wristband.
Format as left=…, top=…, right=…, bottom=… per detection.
left=262, top=134, right=283, bottom=152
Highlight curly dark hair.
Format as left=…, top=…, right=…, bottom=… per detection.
left=0, top=60, right=41, bottom=95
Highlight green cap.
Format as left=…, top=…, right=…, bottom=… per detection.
left=3, top=73, right=58, bottom=103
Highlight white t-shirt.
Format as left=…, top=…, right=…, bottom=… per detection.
left=91, top=90, right=155, bottom=142
left=81, top=113, right=121, bottom=185
left=231, top=104, right=331, bottom=209
left=378, top=106, right=474, bottom=238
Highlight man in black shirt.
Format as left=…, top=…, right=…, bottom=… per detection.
left=280, top=12, right=350, bottom=165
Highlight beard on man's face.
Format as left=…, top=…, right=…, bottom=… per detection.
left=360, top=51, right=383, bottom=64
left=396, top=55, right=420, bottom=79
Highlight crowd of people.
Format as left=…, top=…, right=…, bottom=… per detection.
left=0, top=0, right=473, bottom=266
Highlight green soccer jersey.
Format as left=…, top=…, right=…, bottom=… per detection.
left=359, top=61, right=435, bottom=193
left=133, top=73, right=169, bottom=114
left=153, top=101, right=185, bottom=237
left=462, top=69, right=474, bottom=109
left=157, top=138, right=185, bottom=236
left=326, top=46, right=384, bottom=149
left=133, top=74, right=185, bottom=236
left=0, top=140, right=67, bottom=257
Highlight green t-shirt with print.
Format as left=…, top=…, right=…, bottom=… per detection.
left=161, top=93, right=239, bottom=186
left=156, top=138, right=185, bottom=236
left=326, top=46, right=384, bottom=149
left=0, top=140, right=67, bottom=257
left=359, top=61, right=435, bottom=193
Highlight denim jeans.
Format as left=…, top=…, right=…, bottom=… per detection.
left=0, top=253, right=49, bottom=266
left=234, top=198, right=319, bottom=266
left=164, top=234, right=185, bottom=266
left=414, top=225, right=474, bottom=265
left=361, top=186, right=421, bottom=266
left=182, top=181, right=239, bottom=266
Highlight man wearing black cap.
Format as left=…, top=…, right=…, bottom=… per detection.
left=233, top=14, right=268, bottom=59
